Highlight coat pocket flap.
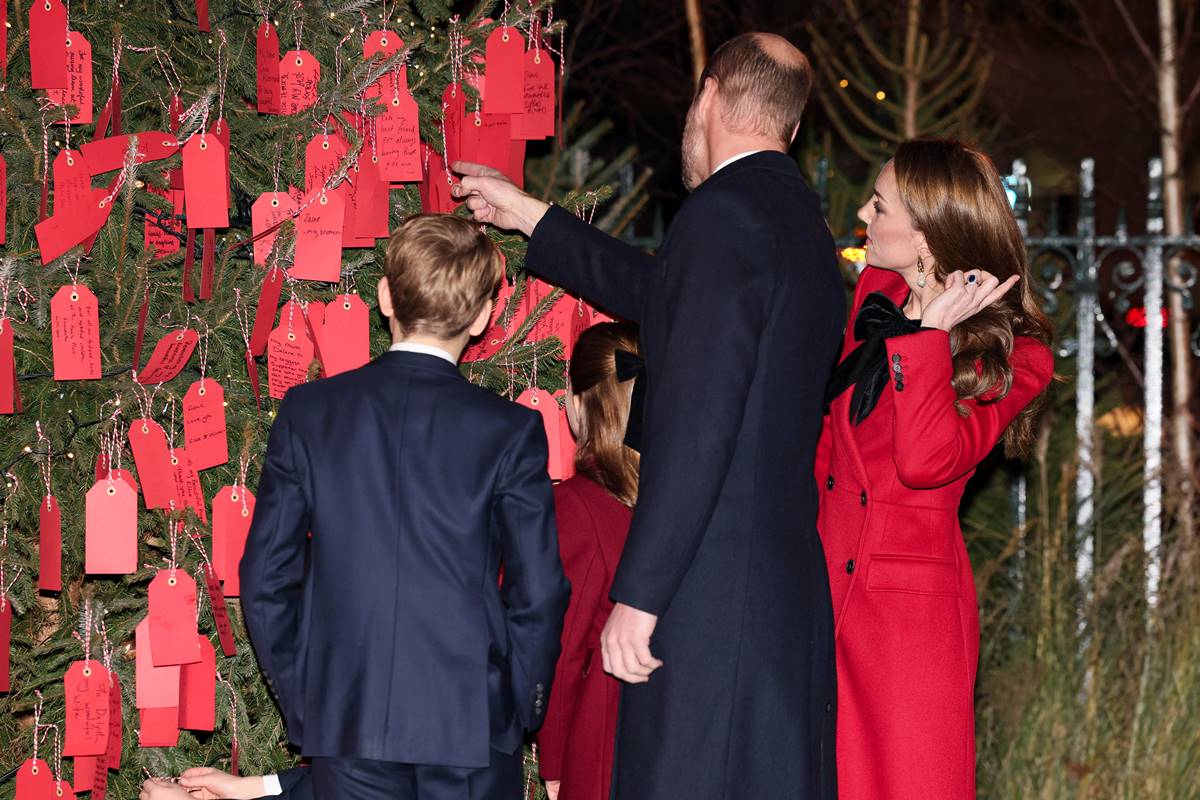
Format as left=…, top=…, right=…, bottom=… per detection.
left=865, top=554, right=960, bottom=596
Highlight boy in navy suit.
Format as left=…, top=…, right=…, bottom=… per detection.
left=239, top=214, right=570, bottom=800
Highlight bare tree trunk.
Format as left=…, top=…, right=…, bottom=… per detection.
left=1157, top=0, right=1196, bottom=570
left=685, top=0, right=706, bottom=87
left=902, top=0, right=922, bottom=138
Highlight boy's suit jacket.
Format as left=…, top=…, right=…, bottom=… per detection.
left=240, top=350, right=570, bottom=768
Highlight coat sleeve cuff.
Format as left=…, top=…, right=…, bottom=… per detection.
left=883, top=328, right=953, bottom=395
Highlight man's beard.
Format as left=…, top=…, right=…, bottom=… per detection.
left=680, top=108, right=703, bottom=191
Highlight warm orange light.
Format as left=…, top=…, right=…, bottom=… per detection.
left=875, top=90, right=886, bottom=101
left=840, top=247, right=867, bottom=263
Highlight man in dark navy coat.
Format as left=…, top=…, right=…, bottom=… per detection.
left=454, top=32, right=843, bottom=800
left=239, top=215, right=570, bottom=800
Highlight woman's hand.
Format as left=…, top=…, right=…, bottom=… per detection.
left=139, top=779, right=194, bottom=800
left=545, top=779, right=562, bottom=800
left=177, top=766, right=267, bottom=799
left=921, top=270, right=1020, bottom=332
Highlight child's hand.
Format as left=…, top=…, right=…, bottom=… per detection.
left=178, top=766, right=266, bottom=799
left=139, top=779, right=194, bottom=800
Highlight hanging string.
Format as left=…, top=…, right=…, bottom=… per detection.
left=35, top=421, right=52, bottom=507
left=215, top=29, right=229, bottom=122
left=72, top=600, right=95, bottom=672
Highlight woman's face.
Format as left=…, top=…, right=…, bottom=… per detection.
left=857, top=160, right=928, bottom=273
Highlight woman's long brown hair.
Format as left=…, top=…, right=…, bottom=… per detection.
left=893, top=139, right=1054, bottom=457
left=569, top=322, right=641, bottom=507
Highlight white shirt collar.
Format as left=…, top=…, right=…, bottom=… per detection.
left=712, top=150, right=763, bottom=176
left=389, top=341, right=458, bottom=365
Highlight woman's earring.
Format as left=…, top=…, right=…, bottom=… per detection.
left=917, top=255, right=927, bottom=288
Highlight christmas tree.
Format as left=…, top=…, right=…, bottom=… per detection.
left=0, top=1, right=631, bottom=795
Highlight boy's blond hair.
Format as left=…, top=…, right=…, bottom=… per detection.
left=383, top=214, right=503, bottom=338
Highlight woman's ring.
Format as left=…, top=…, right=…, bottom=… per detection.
left=966, top=273, right=978, bottom=285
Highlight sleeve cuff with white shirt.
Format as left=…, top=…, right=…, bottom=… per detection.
left=261, top=774, right=283, bottom=796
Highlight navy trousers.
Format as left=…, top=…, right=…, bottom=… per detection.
left=310, top=748, right=523, bottom=800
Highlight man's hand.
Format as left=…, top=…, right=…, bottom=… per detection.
left=177, top=767, right=267, bottom=800
left=544, top=780, right=561, bottom=800
left=600, top=602, right=664, bottom=684
left=139, top=779, right=195, bottom=800
left=450, top=161, right=550, bottom=237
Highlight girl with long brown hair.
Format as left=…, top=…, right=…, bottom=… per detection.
left=818, top=139, right=1054, bottom=799
left=537, top=322, right=641, bottom=800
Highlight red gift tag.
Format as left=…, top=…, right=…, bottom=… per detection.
left=129, top=418, right=176, bottom=509
left=144, top=206, right=182, bottom=259
left=484, top=27, right=525, bottom=114
left=512, top=50, right=556, bottom=140
left=29, top=0, right=68, bottom=89
left=363, top=30, right=405, bottom=98
left=108, top=468, right=138, bottom=496
left=182, top=135, right=229, bottom=229
left=64, top=660, right=110, bottom=756
left=0, top=598, right=11, bottom=693
left=0, top=154, right=7, bottom=244
left=250, top=265, right=285, bottom=356
left=84, top=478, right=137, bottom=574
left=424, top=147, right=459, bottom=213
left=348, top=152, right=389, bottom=239
left=376, top=93, right=422, bottom=183
left=231, top=738, right=240, bottom=776
left=138, top=707, right=180, bottom=747
left=218, top=489, right=255, bottom=597
left=170, top=448, right=206, bottom=522
left=15, top=758, right=58, bottom=800
left=291, top=192, right=345, bottom=281
left=508, top=139, right=526, bottom=190
left=268, top=319, right=315, bottom=399
left=35, top=188, right=113, bottom=264
left=462, top=278, right=515, bottom=362
left=279, top=50, right=320, bottom=115
left=52, top=149, right=92, bottom=214
left=47, top=31, right=93, bottom=124
left=72, top=756, right=97, bottom=794
left=461, top=112, right=512, bottom=175
left=244, top=349, right=262, bottom=408
left=442, top=83, right=465, bottom=166
left=256, top=22, right=281, bottom=113
left=251, top=192, right=298, bottom=266
left=324, top=294, right=370, bottom=376
left=305, top=133, right=349, bottom=194
left=39, top=495, right=63, bottom=592
left=210, top=118, right=232, bottom=209
left=148, top=572, right=200, bottom=667
left=81, top=133, right=178, bottom=176
left=178, top=636, right=215, bottom=730
left=0, top=318, right=14, bottom=415
left=183, top=380, right=227, bottom=470
left=50, top=285, right=101, bottom=380
left=201, top=565, right=236, bottom=656
left=0, top=2, right=7, bottom=81
left=106, top=671, right=123, bottom=767
left=136, top=328, right=198, bottom=385
left=211, top=486, right=236, bottom=582
left=517, top=389, right=566, bottom=479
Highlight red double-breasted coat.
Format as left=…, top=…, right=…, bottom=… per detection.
left=815, top=267, right=1053, bottom=800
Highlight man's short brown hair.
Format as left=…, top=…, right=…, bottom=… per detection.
left=699, top=33, right=813, bottom=145
left=383, top=214, right=503, bottom=338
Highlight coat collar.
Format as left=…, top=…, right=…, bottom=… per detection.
left=699, top=150, right=800, bottom=187
left=371, top=349, right=463, bottom=377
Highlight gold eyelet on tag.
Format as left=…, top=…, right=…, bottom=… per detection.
left=296, top=56, right=304, bottom=67
left=380, top=36, right=389, bottom=47
left=163, top=140, right=175, bottom=147
left=320, top=195, right=328, bottom=205
left=71, top=292, right=79, bottom=302
left=474, top=117, right=482, bottom=127
left=198, top=386, right=206, bottom=397
left=502, top=31, right=510, bottom=42
left=171, top=456, right=178, bottom=466
left=242, top=507, right=250, bottom=517
left=343, top=301, right=351, bottom=310
left=530, top=395, right=539, bottom=406
left=107, top=486, right=116, bottom=496
left=534, top=53, right=541, bottom=65
left=271, top=197, right=280, bottom=207
left=141, top=424, right=150, bottom=434
left=322, top=140, right=329, bottom=150
left=200, top=139, right=208, bottom=151
left=82, top=665, right=92, bottom=677
left=66, top=154, right=74, bottom=166
left=168, top=576, right=177, bottom=587
left=31, top=764, right=39, bottom=776
left=372, top=155, right=379, bottom=163
left=98, top=198, right=108, bottom=208
left=66, top=36, right=72, bottom=47
left=177, top=332, right=186, bottom=341
left=288, top=332, right=296, bottom=341
left=43, top=1, right=51, bottom=11
left=231, top=492, right=239, bottom=502
left=392, top=97, right=400, bottom=107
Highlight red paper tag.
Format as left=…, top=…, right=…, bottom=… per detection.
left=210, top=118, right=232, bottom=209
left=200, top=227, right=216, bottom=300
left=245, top=349, right=262, bottom=408
left=47, top=32, right=93, bottom=124
left=129, top=418, right=176, bottom=509
left=484, top=28, right=525, bottom=114
left=144, top=206, right=182, bottom=259
left=256, top=22, right=281, bottom=113
left=201, top=565, right=236, bottom=655
left=72, top=756, right=96, bottom=794
left=279, top=50, right=320, bottom=115
left=517, top=389, right=566, bottom=479
left=363, top=30, right=405, bottom=98
left=35, top=188, right=113, bottom=264
left=442, top=83, right=465, bottom=166
left=179, top=636, right=215, bottom=730
left=39, top=495, right=63, bottom=592
left=107, top=671, right=123, bottom=767
left=136, top=328, right=198, bottom=385
left=423, top=146, right=459, bottom=213
left=148, top=571, right=200, bottom=667
left=170, top=448, right=206, bottom=522
left=462, top=279, right=515, bottom=362
left=0, top=3, right=7, bottom=81
left=211, top=486, right=236, bottom=582
left=15, top=758, right=58, bottom=800
left=218, top=489, right=255, bottom=597
left=268, top=321, right=315, bottom=399
left=508, top=139, right=526, bottom=189
left=376, top=93, right=422, bottom=182
left=64, top=660, right=110, bottom=756
left=50, top=285, right=101, bottom=380
left=250, top=266, right=284, bottom=356
left=138, top=706, right=180, bottom=747
left=251, top=191, right=297, bottom=266
left=305, top=133, right=349, bottom=195
left=0, top=154, right=7, bottom=244
left=0, top=598, right=11, bottom=692
left=0, top=319, right=14, bottom=415
left=183, top=380, right=228, bottom=470
left=231, top=738, right=240, bottom=776
left=182, top=135, right=229, bottom=229
left=461, top=112, right=512, bottom=176
left=81, top=133, right=179, bottom=175
left=323, top=294, right=370, bottom=376
left=29, top=0, right=68, bottom=89
left=512, top=50, right=556, bottom=140
left=84, top=478, right=137, bottom=574
left=348, top=152, right=389, bottom=240
left=291, top=192, right=345, bottom=282
left=52, top=149, right=92, bottom=214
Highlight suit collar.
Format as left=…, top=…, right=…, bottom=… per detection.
left=373, top=349, right=463, bottom=376
left=701, top=150, right=799, bottom=186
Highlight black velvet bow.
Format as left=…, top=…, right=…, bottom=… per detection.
left=823, top=292, right=921, bottom=424
left=614, top=349, right=646, bottom=453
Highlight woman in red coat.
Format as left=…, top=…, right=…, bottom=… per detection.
left=538, top=322, right=642, bottom=800
left=818, top=139, right=1054, bottom=799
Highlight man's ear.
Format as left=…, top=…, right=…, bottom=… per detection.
left=468, top=299, right=493, bottom=338
left=377, top=276, right=394, bottom=319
